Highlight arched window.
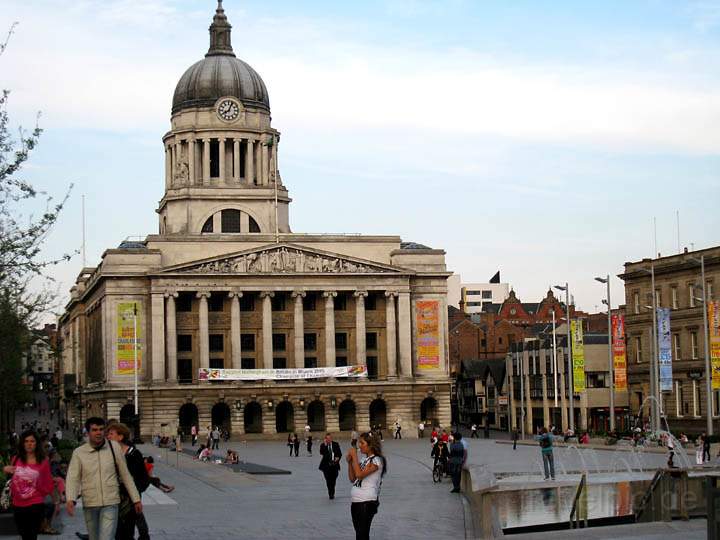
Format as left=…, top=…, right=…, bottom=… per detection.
left=201, top=217, right=213, bottom=233
left=221, top=209, right=241, bottom=233
left=249, top=216, right=260, bottom=233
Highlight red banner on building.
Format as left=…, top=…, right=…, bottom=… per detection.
left=611, top=314, right=627, bottom=391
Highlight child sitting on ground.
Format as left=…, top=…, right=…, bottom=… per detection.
left=144, top=456, right=175, bottom=493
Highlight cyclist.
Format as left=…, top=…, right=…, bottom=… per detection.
left=431, top=438, right=449, bottom=477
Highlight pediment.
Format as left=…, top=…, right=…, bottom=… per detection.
left=158, top=243, right=412, bottom=275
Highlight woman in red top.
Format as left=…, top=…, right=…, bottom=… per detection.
left=2, top=430, right=57, bottom=540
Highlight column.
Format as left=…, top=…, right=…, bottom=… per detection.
left=524, top=350, right=533, bottom=434
left=292, top=291, right=306, bottom=369
left=165, top=147, right=171, bottom=189
left=272, top=141, right=278, bottom=182
left=151, top=293, right=165, bottom=382
left=398, top=291, right=412, bottom=377
left=324, top=292, right=337, bottom=367
left=354, top=291, right=368, bottom=367
left=197, top=292, right=210, bottom=370
left=170, top=144, right=176, bottom=185
left=233, top=139, right=240, bottom=182
left=385, top=291, right=398, bottom=378
left=246, top=139, right=254, bottom=184
left=229, top=292, right=242, bottom=369
left=560, top=371, right=568, bottom=432
left=260, top=292, right=274, bottom=370
left=261, top=138, right=269, bottom=185
left=218, top=137, right=226, bottom=184
left=188, top=138, right=195, bottom=186
left=202, top=138, right=210, bottom=185
left=165, top=292, right=178, bottom=382
left=255, top=143, right=262, bottom=185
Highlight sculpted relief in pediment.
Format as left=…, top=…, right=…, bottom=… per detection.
left=176, top=247, right=394, bottom=274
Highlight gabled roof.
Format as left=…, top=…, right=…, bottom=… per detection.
left=460, top=359, right=507, bottom=392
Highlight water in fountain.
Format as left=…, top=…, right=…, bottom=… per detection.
left=634, top=394, right=692, bottom=469
left=566, top=445, right=589, bottom=475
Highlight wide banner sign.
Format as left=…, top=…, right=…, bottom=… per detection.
left=416, top=300, right=440, bottom=370
left=117, top=302, right=142, bottom=375
left=571, top=320, right=586, bottom=393
left=710, top=301, right=720, bottom=390
left=611, top=314, right=628, bottom=391
left=198, top=365, right=368, bottom=381
left=657, top=307, right=673, bottom=392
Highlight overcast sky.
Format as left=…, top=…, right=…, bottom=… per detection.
left=2, top=0, right=719, bottom=317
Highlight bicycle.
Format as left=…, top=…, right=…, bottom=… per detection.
left=432, top=459, right=447, bottom=483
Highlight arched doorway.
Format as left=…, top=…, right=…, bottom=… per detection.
left=179, top=403, right=199, bottom=435
left=338, top=400, right=356, bottom=431
left=275, top=401, right=294, bottom=433
left=420, top=397, right=438, bottom=427
left=307, top=400, right=326, bottom=432
left=119, top=404, right=134, bottom=426
left=244, top=401, right=262, bottom=434
left=369, top=399, right=387, bottom=430
left=211, top=402, right=232, bottom=434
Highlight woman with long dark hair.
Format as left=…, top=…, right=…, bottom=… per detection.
left=2, top=430, right=58, bottom=540
left=346, top=432, right=387, bottom=540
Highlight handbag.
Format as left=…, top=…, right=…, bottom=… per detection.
left=1, top=457, right=16, bottom=511
left=108, top=442, right=134, bottom=519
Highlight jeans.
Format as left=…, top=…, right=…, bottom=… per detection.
left=542, top=452, right=555, bottom=479
left=13, top=503, right=45, bottom=540
left=83, top=504, right=119, bottom=540
left=351, top=501, right=379, bottom=540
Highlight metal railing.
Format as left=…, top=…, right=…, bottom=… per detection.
left=569, top=473, right=587, bottom=529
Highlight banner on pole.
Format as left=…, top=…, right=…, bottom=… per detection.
left=198, top=365, right=368, bottom=381
left=117, top=302, right=142, bottom=375
left=710, top=301, right=720, bottom=390
left=571, top=320, right=585, bottom=393
left=416, top=300, right=440, bottom=370
left=611, top=314, right=628, bottom=391
left=657, top=307, right=672, bottom=392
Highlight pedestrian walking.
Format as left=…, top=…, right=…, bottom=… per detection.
left=346, top=432, right=387, bottom=540
left=393, top=421, right=402, bottom=439
left=306, top=434, right=313, bottom=456
left=417, top=421, right=425, bottom=438
left=696, top=435, right=704, bottom=465
left=535, top=427, right=555, bottom=480
left=470, top=424, right=478, bottom=438
left=484, top=421, right=490, bottom=439
left=292, top=433, right=300, bottom=457
left=211, top=426, right=220, bottom=450
left=319, top=434, right=342, bottom=499
left=667, top=435, right=676, bottom=468
left=287, top=433, right=294, bottom=457
left=3, top=430, right=60, bottom=540
left=65, top=417, right=142, bottom=540
left=448, top=432, right=467, bottom=493
left=703, top=432, right=711, bottom=463
left=512, top=427, right=519, bottom=450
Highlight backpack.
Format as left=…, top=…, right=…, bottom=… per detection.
left=540, top=435, right=552, bottom=449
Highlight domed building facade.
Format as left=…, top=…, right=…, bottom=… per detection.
left=58, top=2, right=451, bottom=438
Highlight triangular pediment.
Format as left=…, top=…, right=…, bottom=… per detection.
left=157, top=243, right=412, bottom=275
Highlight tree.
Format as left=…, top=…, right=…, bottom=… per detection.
left=0, top=23, right=74, bottom=435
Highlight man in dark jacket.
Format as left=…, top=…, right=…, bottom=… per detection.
left=318, top=433, right=342, bottom=499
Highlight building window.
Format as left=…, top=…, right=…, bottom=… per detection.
left=673, top=334, right=681, bottom=361
left=248, top=216, right=261, bottom=233
left=271, top=295, right=286, bottom=312
left=367, top=356, right=378, bottom=379
left=272, top=333, right=286, bottom=352
left=304, top=357, right=317, bottom=369
left=366, top=332, right=377, bottom=350
left=693, top=380, right=699, bottom=417
left=177, top=334, right=192, bottom=352
left=303, top=295, right=316, bottom=311
left=273, top=358, right=286, bottom=369
left=708, top=281, right=714, bottom=300
left=365, top=294, right=377, bottom=311
left=208, top=294, right=224, bottom=312
left=635, top=337, right=642, bottom=363
left=241, top=358, right=255, bottom=369
left=691, top=331, right=699, bottom=359
left=334, top=295, right=347, bottom=311
left=304, top=333, right=317, bottom=351
left=241, top=333, right=255, bottom=352
left=221, top=209, right=241, bottom=233
left=240, top=295, right=255, bottom=312
left=201, top=217, right=213, bottom=233
left=336, top=356, right=348, bottom=367
left=655, top=289, right=661, bottom=308
left=482, top=290, right=492, bottom=299
left=586, top=372, right=607, bottom=388
left=209, top=334, right=224, bottom=352
left=671, top=287, right=678, bottom=309
left=210, top=358, right=223, bottom=369
left=689, top=284, right=696, bottom=308
left=210, top=139, right=219, bottom=177
left=176, top=292, right=193, bottom=312
left=675, top=381, right=683, bottom=417
left=335, top=332, right=347, bottom=350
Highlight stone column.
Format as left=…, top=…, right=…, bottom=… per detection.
left=229, top=292, right=242, bottom=369
left=188, top=138, right=195, bottom=186
left=272, top=141, right=278, bottom=182
left=165, top=292, right=178, bottom=383
left=218, top=138, right=226, bottom=184
left=261, top=138, right=269, bottom=185
left=260, top=292, right=274, bottom=370
left=233, top=139, right=240, bottom=182
left=255, top=143, right=262, bottom=185
left=165, top=147, right=171, bottom=189
left=354, top=291, right=368, bottom=367
left=151, top=293, right=165, bottom=382
left=170, top=144, right=176, bottom=186
left=246, top=139, right=254, bottom=184
left=292, top=291, right=306, bottom=369
left=385, top=291, right=398, bottom=378
left=197, top=292, right=210, bottom=370
left=323, top=292, right=337, bottom=367
left=397, top=291, right=412, bottom=377
left=523, top=350, right=533, bottom=434
left=202, top=139, right=211, bottom=185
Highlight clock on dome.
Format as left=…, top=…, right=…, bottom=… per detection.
left=217, top=98, right=240, bottom=122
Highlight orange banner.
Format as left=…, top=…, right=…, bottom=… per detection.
left=710, top=301, right=720, bottom=390
left=611, top=314, right=627, bottom=391
left=416, top=300, right=440, bottom=370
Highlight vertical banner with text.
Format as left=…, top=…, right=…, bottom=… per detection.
left=611, top=313, right=628, bottom=391
left=571, top=320, right=586, bottom=393
left=117, top=302, right=142, bottom=375
left=657, top=307, right=672, bottom=392
left=416, top=300, right=440, bottom=370
left=710, top=301, right=720, bottom=390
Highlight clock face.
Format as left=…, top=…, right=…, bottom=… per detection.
left=217, top=99, right=239, bottom=121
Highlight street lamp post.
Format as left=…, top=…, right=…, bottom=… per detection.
left=595, top=275, right=615, bottom=433
left=690, top=255, right=713, bottom=436
left=554, top=283, right=574, bottom=432
left=639, top=265, right=660, bottom=432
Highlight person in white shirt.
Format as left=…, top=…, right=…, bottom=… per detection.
left=347, top=432, right=387, bottom=540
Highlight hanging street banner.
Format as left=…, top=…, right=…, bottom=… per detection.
left=198, top=365, right=368, bottom=381
left=611, top=314, right=628, bottom=391
left=710, top=301, right=720, bottom=390
left=416, top=300, right=440, bottom=370
left=117, top=302, right=142, bottom=375
left=571, top=320, right=586, bottom=393
left=657, top=307, right=673, bottom=392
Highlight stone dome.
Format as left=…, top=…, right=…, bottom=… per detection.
left=171, top=1, right=270, bottom=114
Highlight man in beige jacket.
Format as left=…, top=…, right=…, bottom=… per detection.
left=66, top=417, right=142, bottom=540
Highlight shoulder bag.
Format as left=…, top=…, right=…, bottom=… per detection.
left=108, top=442, right=134, bottom=519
